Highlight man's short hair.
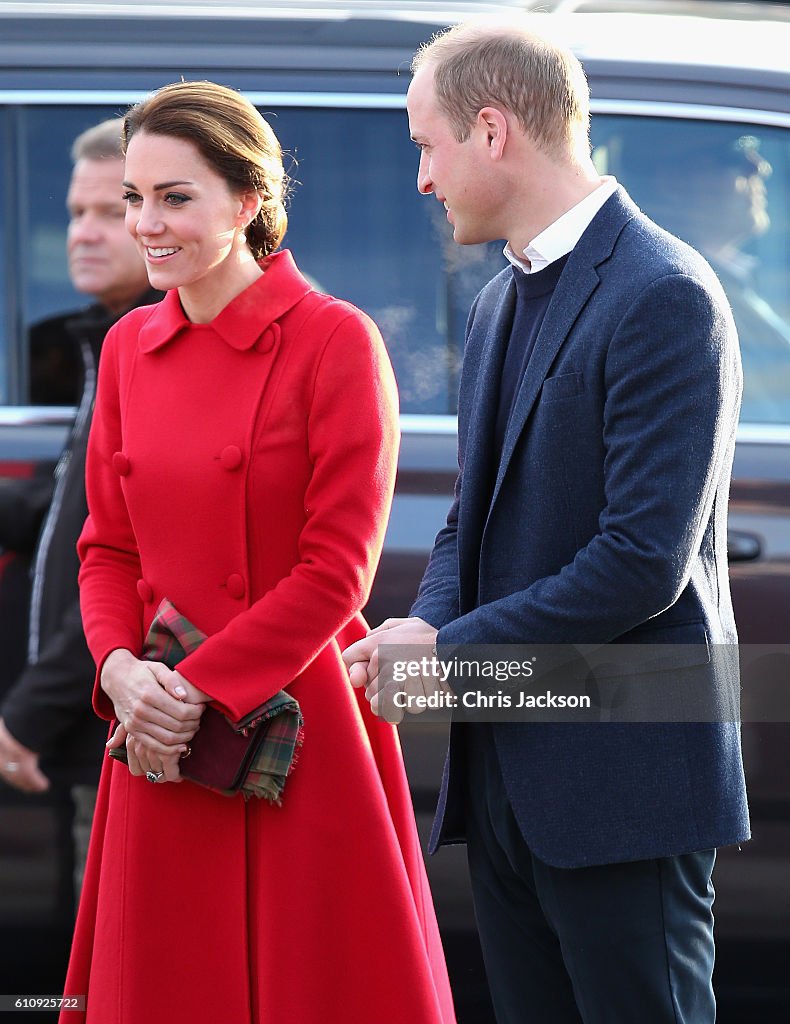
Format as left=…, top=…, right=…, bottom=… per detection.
left=412, top=20, right=590, bottom=155
left=70, top=117, right=125, bottom=163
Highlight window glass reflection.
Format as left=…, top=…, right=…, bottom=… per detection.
left=269, top=106, right=505, bottom=415
left=592, top=116, right=790, bottom=424
left=8, top=105, right=790, bottom=424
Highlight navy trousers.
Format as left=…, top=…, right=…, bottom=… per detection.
left=464, top=724, right=716, bottom=1024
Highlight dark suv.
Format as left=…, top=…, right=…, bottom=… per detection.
left=1, top=1, right=789, bottom=1019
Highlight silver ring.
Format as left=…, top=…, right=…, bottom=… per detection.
left=4, top=762, right=20, bottom=773
left=145, top=770, right=165, bottom=784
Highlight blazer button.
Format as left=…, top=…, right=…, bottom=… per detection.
left=220, top=445, right=243, bottom=471
left=112, top=452, right=131, bottom=476
left=136, top=579, right=154, bottom=603
left=226, top=574, right=246, bottom=600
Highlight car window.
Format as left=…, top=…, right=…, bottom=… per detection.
left=249, top=106, right=505, bottom=416
left=3, top=102, right=505, bottom=414
left=22, top=105, right=116, bottom=407
left=4, top=104, right=788, bottom=424
left=0, top=107, right=8, bottom=404
left=592, top=115, right=790, bottom=425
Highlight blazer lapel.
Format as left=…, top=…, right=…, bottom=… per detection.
left=489, top=188, right=637, bottom=511
left=457, top=276, right=516, bottom=607
left=463, top=278, right=515, bottom=488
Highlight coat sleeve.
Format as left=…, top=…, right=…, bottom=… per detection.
left=436, top=272, right=742, bottom=648
left=175, top=308, right=400, bottom=722
left=77, top=322, right=145, bottom=718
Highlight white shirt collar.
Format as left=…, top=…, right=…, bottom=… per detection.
left=504, top=176, right=619, bottom=275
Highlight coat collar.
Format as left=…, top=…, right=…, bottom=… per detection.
left=137, top=249, right=313, bottom=353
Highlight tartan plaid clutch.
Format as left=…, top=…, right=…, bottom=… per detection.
left=107, top=599, right=303, bottom=802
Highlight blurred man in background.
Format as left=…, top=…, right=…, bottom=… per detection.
left=0, top=117, right=160, bottom=920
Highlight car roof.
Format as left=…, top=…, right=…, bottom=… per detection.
left=0, top=0, right=788, bottom=100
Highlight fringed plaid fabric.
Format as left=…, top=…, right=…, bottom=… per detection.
left=142, top=598, right=303, bottom=803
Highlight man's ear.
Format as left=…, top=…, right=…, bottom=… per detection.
left=477, top=106, right=509, bottom=160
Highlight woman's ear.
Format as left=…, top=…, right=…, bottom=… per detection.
left=239, top=188, right=263, bottom=228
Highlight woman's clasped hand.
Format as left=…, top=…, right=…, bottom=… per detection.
left=101, top=648, right=209, bottom=782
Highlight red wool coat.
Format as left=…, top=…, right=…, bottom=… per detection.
left=61, top=251, right=455, bottom=1024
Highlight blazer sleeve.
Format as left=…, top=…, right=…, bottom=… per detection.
left=410, top=287, right=488, bottom=630
left=174, top=308, right=400, bottom=722
left=436, top=271, right=742, bottom=648
left=78, top=323, right=145, bottom=717
left=409, top=486, right=461, bottom=629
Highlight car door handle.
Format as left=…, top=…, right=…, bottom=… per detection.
left=727, top=529, right=762, bottom=562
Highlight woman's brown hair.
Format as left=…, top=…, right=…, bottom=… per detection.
left=123, top=80, right=289, bottom=259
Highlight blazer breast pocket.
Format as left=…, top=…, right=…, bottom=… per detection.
left=539, top=371, right=584, bottom=403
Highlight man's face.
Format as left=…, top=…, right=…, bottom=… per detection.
left=407, top=66, right=498, bottom=246
left=67, top=157, right=150, bottom=313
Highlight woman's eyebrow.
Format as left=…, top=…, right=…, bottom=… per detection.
left=122, top=179, right=195, bottom=190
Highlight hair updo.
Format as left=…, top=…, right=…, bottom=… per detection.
left=122, top=80, right=289, bottom=259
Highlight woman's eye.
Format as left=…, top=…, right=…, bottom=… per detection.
left=121, top=191, right=141, bottom=205
left=164, top=192, right=191, bottom=206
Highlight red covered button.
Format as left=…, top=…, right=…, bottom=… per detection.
left=112, top=452, right=131, bottom=476
left=255, top=323, right=280, bottom=354
left=226, top=574, right=246, bottom=600
left=136, top=579, right=154, bottom=603
left=220, top=445, right=243, bottom=471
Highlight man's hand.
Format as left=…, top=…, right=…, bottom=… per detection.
left=0, top=716, right=49, bottom=793
left=342, top=616, right=448, bottom=723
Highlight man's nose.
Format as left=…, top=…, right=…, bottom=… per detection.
left=417, top=153, right=433, bottom=195
left=69, top=212, right=102, bottom=242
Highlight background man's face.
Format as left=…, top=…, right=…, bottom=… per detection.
left=66, top=156, right=150, bottom=313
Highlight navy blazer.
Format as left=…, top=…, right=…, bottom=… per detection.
left=411, top=187, right=750, bottom=868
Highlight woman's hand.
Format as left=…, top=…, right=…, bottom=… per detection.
left=106, top=720, right=186, bottom=783
left=101, top=649, right=205, bottom=757
left=169, top=669, right=213, bottom=706
left=103, top=655, right=214, bottom=783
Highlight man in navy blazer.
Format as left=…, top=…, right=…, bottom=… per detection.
left=344, top=18, right=749, bottom=1024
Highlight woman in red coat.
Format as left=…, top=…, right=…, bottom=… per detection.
left=60, top=81, right=455, bottom=1024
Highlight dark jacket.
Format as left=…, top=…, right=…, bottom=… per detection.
left=411, top=188, right=750, bottom=868
left=1, top=292, right=162, bottom=784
